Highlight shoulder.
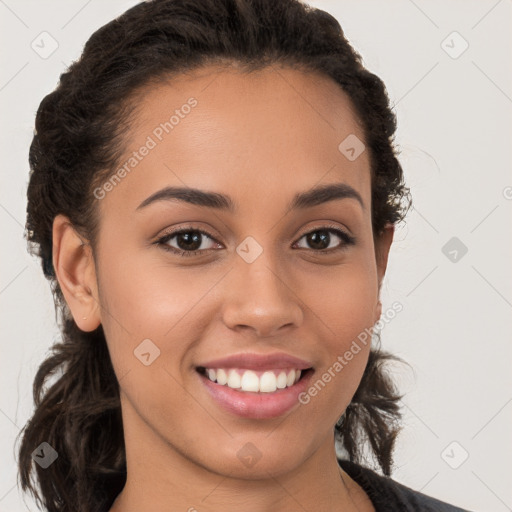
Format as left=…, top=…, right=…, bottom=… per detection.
left=338, top=459, right=474, bottom=512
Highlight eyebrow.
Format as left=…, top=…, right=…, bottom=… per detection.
left=136, top=182, right=365, bottom=213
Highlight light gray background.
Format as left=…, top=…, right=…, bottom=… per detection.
left=1, top=1, right=511, bottom=511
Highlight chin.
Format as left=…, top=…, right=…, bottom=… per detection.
left=196, top=439, right=307, bottom=480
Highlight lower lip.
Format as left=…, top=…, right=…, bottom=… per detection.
left=197, top=369, right=314, bottom=419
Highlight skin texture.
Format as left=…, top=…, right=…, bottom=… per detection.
left=52, top=65, right=394, bottom=511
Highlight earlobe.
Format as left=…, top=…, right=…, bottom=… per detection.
left=375, top=223, right=395, bottom=291
left=374, top=223, right=394, bottom=325
left=374, top=300, right=383, bottom=324
left=52, top=214, right=101, bottom=332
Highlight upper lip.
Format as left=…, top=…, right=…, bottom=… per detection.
left=198, top=352, right=314, bottom=371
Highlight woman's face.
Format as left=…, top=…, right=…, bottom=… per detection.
left=68, top=65, right=393, bottom=478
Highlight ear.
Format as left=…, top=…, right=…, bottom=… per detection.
left=373, top=223, right=395, bottom=323
left=52, top=214, right=101, bottom=332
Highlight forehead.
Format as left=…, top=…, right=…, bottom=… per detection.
left=97, top=64, right=371, bottom=219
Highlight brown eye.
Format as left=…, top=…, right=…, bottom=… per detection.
left=295, top=227, right=356, bottom=253
left=156, top=228, right=221, bottom=257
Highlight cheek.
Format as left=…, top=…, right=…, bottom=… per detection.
left=292, top=261, right=378, bottom=421
left=96, top=256, right=232, bottom=430
left=96, top=259, right=228, bottom=447
left=98, top=250, right=221, bottom=347
left=299, top=257, right=378, bottom=350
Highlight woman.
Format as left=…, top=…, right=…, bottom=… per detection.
left=17, top=0, right=473, bottom=510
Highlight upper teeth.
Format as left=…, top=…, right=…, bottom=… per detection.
left=205, top=368, right=302, bottom=393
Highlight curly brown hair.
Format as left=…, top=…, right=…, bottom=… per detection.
left=17, top=1, right=412, bottom=511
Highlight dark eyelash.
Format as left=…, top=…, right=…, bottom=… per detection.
left=155, top=225, right=356, bottom=258
left=315, top=224, right=356, bottom=248
left=155, top=227, right=218, bottom=258
left=334, top=229, right=356, bottom=247
left=299, top=225, right=357, bottom=254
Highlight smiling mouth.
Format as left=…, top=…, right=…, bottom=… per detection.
left=196, top=366, right=314, bottom=393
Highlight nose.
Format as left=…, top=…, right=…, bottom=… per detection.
left=221, top=253, right=303, bottom=338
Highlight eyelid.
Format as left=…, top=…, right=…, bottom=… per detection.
left=155, top=224, right=223, bottom=249
left=293, top=223, right=356, bottom=250
left=296, top=222, right=353, bottom=240
left=156, top=224, right=220, bottom=241
left=155, top=222, right=356, bottom=257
